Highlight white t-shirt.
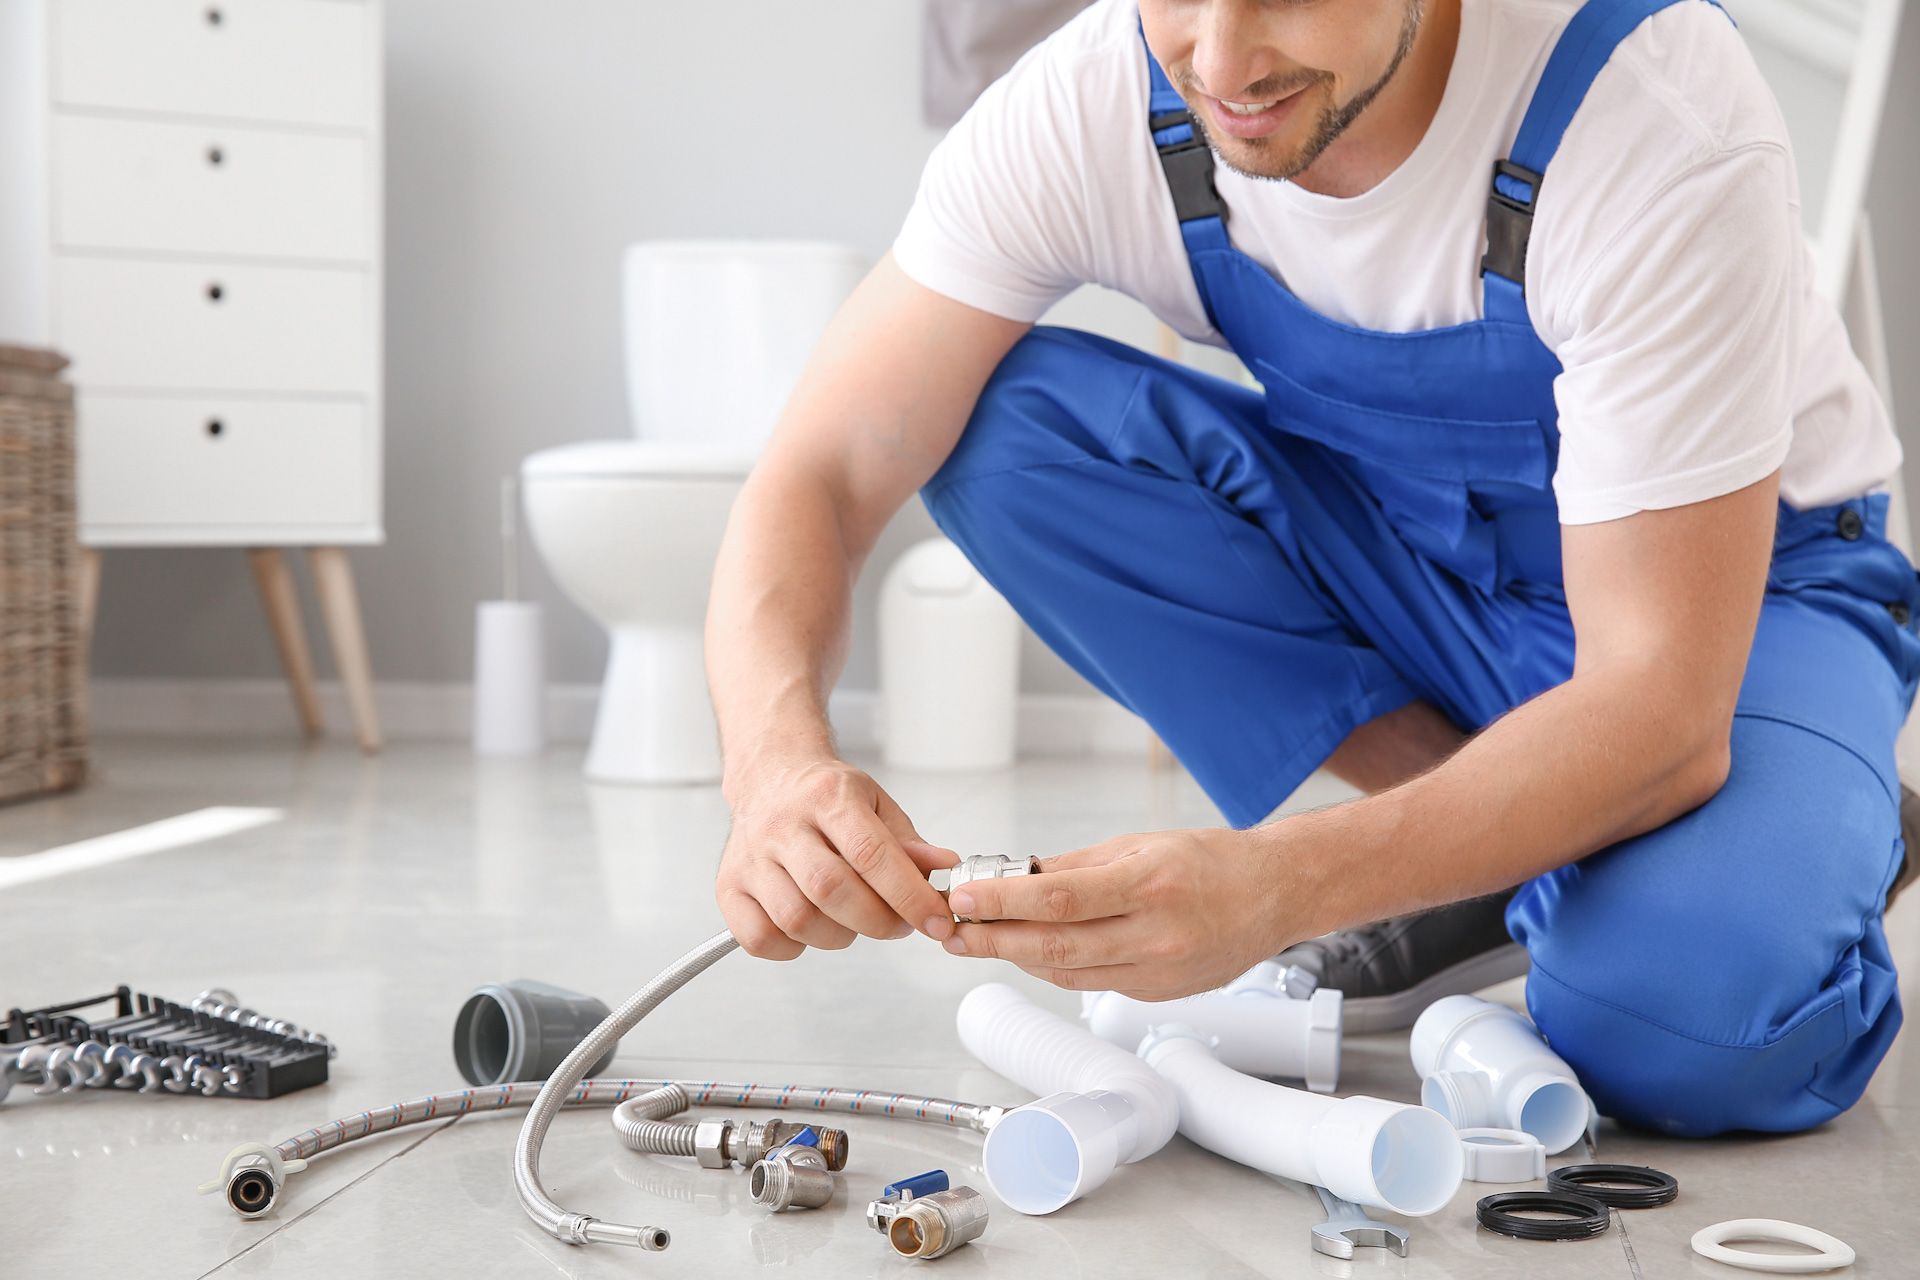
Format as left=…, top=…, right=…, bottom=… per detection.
left=893, top=0, right=1899, bottom=525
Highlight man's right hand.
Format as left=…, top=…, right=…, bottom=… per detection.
left=716, top=755, right=958, bottom=959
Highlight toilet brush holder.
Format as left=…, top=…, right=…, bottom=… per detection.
left=473, top=601, right=545, bottom=756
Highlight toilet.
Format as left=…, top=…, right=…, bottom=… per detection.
left=523, top=241, right=867, bottom=783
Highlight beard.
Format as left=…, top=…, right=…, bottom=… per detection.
left=1179, top=0, right=1426, bottom=183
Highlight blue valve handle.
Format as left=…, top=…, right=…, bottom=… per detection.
left=882, top=1170, right=950, bottom=1201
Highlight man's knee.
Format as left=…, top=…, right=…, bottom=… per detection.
left=1510, top=719, right=1903, bottom=1135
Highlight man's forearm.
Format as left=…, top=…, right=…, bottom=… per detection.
left=706, top=471, right=859, bottom=797
left=1271, top=660, right=1734, bottom=941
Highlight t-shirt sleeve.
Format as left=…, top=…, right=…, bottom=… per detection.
left=1540, top=143, right=1801, bottom=525
left=892, top=37, right=1098, bottom=322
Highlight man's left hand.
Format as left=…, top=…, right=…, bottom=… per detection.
left=942, top=826, right=1305, bottom=1000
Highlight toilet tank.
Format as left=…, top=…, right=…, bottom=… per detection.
left=622, top=240, right=867, bottom=449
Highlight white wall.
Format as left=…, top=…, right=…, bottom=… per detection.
left=86, top=0, right=1920, bottom=707
left=87, top=0, right=1154, bottom=702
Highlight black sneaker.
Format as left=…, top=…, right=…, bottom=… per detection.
left=1893, top=784, right=1919, bottom=909
left=1275, top=890, right=1529, bottom=1033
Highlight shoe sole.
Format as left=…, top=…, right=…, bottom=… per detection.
left=1340, top=942, right=1532, bottom=1033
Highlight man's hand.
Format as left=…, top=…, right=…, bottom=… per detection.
left=716, top=755, right=958, bottom=960
left=941, top=826, right=1305, bottom=999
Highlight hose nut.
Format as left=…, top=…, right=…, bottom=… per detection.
left=224, top=1154, right=280, bottom=1219
left=693, top=1118, right=732, bottom=1170
left=886, top=1186, right=988, bottom=1259
left=750, top=1142, right=834, bottom=1212
left=944, top=855, right=1040, bottom=923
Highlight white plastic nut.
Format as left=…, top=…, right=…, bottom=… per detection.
left=1690, top=1220, right=1856, bottom=1274
left=1456, top=1128, right=1545, bottom=1183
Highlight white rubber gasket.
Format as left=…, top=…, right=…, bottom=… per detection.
left=1457, top=1127, right=1545, bottom=1183
left=1690, top=1219, right=1856, bottom=1274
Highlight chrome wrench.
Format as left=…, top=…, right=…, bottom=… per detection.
left=1311, top=1185, right=1410, bottom=1259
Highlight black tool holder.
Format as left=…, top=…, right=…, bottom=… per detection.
left=2, top=986, right=332, bottom=1100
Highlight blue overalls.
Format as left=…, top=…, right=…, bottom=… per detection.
left=922, top=0, right=1920, bottom=1136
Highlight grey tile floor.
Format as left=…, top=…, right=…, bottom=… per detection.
left=1, top=737, right=1912, bottom=1276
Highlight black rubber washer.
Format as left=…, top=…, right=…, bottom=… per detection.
left=1547, top=1164, right=1679, bottom=1210
left=1476, top=1191, right=1612, bottom=1241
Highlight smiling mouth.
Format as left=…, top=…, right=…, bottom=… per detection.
left=1198, top=82, right=1314, bottom=140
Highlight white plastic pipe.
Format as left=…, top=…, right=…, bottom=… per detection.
left=1409, top=995, right=1591, bottom=1156
left=1141, top=1026, right=1462, bottom=1217
left=956, top=983, right=1180, bottom=1215
left=1082, top=964, right=1343, bottom=1092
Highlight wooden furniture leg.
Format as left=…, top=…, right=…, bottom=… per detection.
left=309, top=546, right=383, bottom=753
left=76, top=548, right=102, bottom=656
left=248, top=548, right=324, bottom=738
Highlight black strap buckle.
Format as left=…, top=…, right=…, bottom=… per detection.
left=1150, top=109, right=1226, bottom=225
left=1480, top=158, right=1542, bottom=288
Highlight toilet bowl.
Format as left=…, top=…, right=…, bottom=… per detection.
left=523, top=241, right=866, bottom=784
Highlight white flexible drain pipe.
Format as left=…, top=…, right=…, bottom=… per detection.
left=1141, top=1025, right=1463, bottom=1217
left=1082, top=962, right=1343, bottom=1091
left=956, top=983, right=1180, bottom=1215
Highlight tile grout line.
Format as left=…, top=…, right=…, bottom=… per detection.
left=1616, top=1209, right=1646, bottom=1280
left=196, top=1118, right=459, bottom=1277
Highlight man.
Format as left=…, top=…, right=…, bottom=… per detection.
left=707, top=0, right=1918, bottom=1137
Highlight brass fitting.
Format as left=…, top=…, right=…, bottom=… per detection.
left=886, top=1187, right=989, bottom=1259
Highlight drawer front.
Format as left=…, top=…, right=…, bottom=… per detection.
left=54, top=115, right=369, bottom=262
left=52, top=0, right=375, bottom=130
left=78, top=395, right=371, bottom=530
left=55, top=257, right=371, bottom=394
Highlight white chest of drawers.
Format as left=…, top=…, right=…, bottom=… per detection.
left=2, top=0, right=383, bottom=547
left=0, top=0, right=387, bottom=750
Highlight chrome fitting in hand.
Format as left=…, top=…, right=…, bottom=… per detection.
left=750, top=1141, right=834, bottom=1212
left=886, top=1186, right=988, bottom=1259
left=943, top=855, right=1041, bottom=923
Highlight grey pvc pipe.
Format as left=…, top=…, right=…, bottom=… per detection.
left=453, top=981, right=616, bottom=1086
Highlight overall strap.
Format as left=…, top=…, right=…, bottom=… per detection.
left=1482, top=0, right=1729, bottom=323
left=1142, top=31, right=1230, bottom=325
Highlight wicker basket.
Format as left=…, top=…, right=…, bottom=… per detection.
left=0, top=345, right=87, bottom=804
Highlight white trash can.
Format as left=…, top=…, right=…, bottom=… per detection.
left=879, top=538, right=1021, bottom=771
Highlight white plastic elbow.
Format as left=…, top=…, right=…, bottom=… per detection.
left=956, top=983, right=1180, bottom=1215
left=1409, top=995, right=1591, bottom=1155
left=1081, top=962, right=1343, bottom=1092
left=1140, top=1026, right=1462, bottom=1218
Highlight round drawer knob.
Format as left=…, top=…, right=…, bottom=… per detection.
left=206, top=282, right=225, bottom=303
left=206, top=418, right=225, bottom=439
left=207, top=145, right=225, bottom=167
left=206, top=7, right=223, bottom=26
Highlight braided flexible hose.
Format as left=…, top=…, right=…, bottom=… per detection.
left=513, top=929, right=741, bottom=1250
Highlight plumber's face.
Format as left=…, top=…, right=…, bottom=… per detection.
left=1140, top=0, right=1424, bottom=181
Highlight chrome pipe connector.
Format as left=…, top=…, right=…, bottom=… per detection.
left=943, top=854, right=1041, bottom=923
left=750, top=1141, right=834, bottom=1212
left=886, top=1186, right=988, bottom=1259
left=726, top=1118, right=848, bottom=1171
